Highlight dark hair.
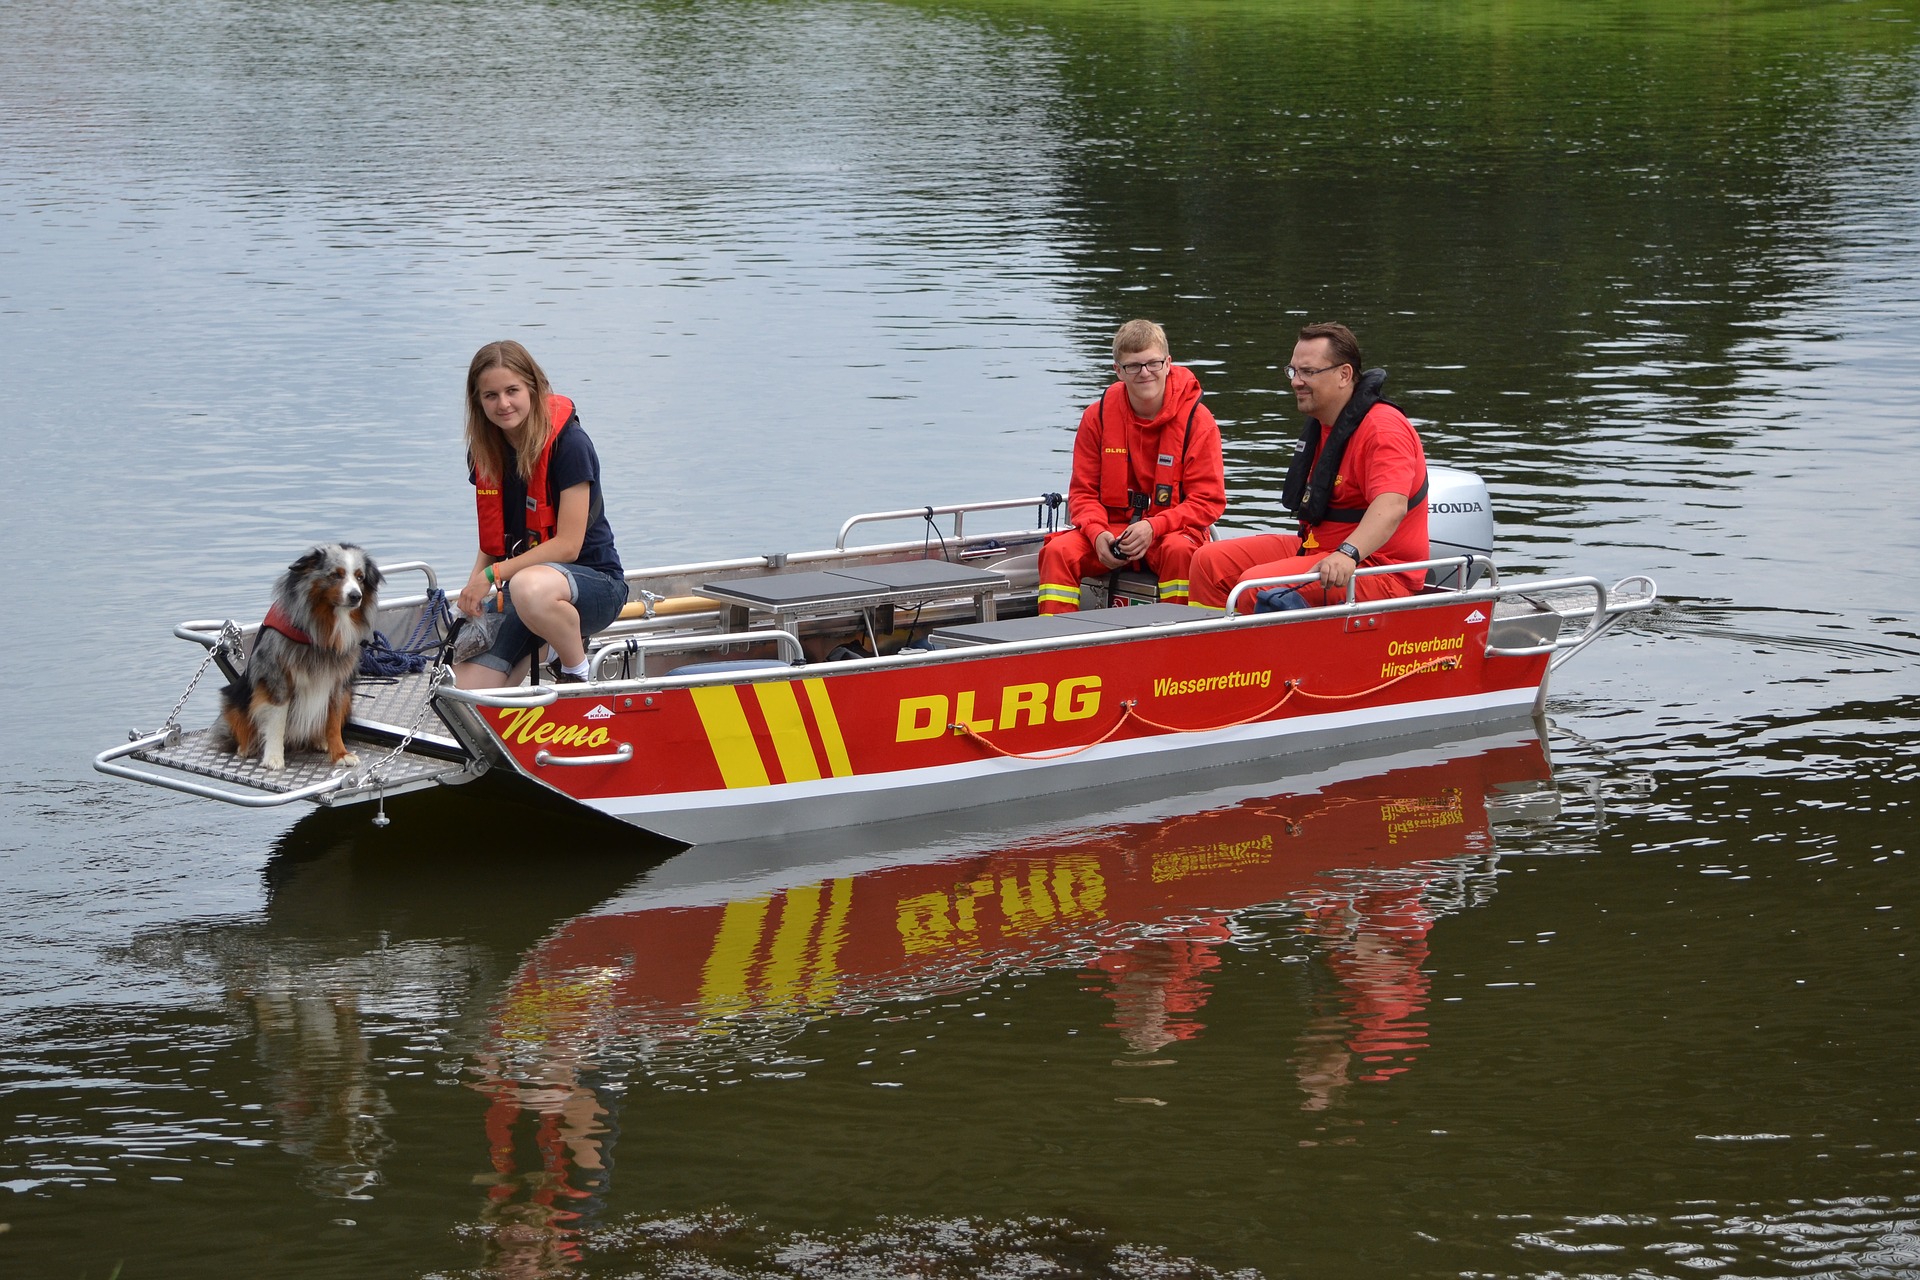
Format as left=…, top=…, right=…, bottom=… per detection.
left=1298, top=322, right=1362, bottom=375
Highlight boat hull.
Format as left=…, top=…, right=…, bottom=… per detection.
left=466, top=595, right=1551, bottom=844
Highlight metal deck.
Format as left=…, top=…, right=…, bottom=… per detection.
left=131, top=725, right=465, bottom=797
left=342, top=669, right=462, bottom=754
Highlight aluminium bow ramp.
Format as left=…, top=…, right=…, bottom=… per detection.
left=97, top=669, right=479, bottom=810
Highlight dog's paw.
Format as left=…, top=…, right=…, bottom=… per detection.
left=334, top=751, right=360, bottom=769
left=262, top=751, right=287, bottom=772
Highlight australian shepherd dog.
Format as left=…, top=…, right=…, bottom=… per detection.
left=214, top=544, right=383, bottom=771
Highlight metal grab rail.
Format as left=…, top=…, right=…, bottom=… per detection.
left=535, top=743, right=634, bottom=768
left=1222, top=555, right=1493, bottom=615
left=378, top=561, right=439, bottom=593
left=591, top=630, right=805, bottom=681
left=836, top=496, right=1047, bottom=550
left=434, top=684, right=560, bottom=709
left=1492, top=573, right=1657, bottom=671
left=93, top=730, right=356, bottom=808
left=173, top=562, right=441, bottom=651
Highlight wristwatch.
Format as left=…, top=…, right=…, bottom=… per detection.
left=1337, top=541, right=1363, bottom=563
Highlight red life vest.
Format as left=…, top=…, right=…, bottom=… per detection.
left=475, top=394, right=575, bottom=558
left=1096, top=382, right=1199, bottom=518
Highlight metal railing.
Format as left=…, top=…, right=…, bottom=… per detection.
left=434, top=683, right=561, bottom=709
left=590, top=630, right=806, bottom=681
left=173, top=561, right=441, bottom=652
left=836, top=496, right=1049, bottom=551
left=1222, top=555, right=1496, bottom=614
left=1518, top=574, right=1657, bottom=670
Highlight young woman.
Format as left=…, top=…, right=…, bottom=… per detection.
left=454, top=341, right=626, bottom=688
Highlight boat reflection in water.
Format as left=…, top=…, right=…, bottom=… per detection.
left=178, top=786, right=656, bottom=1206
left=463, top=727, right=1556, bottom=1269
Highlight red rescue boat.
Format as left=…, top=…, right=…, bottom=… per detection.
left=98, top=474, right=1654, bottom=844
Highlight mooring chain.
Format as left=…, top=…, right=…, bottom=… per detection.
left=136, top=621, right=243, bottom=743
left=349, top=665, right=455, bottom=827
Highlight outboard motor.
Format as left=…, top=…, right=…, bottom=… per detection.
left=1425, top=466, right=1494, bottom=589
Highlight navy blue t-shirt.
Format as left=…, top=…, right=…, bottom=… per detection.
left=477, top=414, right=622, bottom=578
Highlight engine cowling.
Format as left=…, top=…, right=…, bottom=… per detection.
left=1425, top=467, right=1495, bottom=589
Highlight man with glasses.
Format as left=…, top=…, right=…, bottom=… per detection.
left=1189, top=322, right=1428, bottom=612
left=1038, top=319, right=1226, bottom=614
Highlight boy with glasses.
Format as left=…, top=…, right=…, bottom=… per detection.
left=1037, top=319, right=1226, bottom=614
left=1189, top=322, right=1428, bottom=612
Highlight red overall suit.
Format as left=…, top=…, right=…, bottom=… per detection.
left=1190, top=395, right=1427, bottom=611
left=1038, top=365, right=1225, bottom=613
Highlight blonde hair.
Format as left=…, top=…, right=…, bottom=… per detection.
left=1112, top=319, right=1170, bottom=361
left=464, top=340, right=556, bottom=484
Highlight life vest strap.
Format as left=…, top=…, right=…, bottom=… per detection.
left=1316, top=472, right=1430, bottom=528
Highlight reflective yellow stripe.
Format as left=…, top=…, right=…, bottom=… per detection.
left=802, top=678, right=853, bottom=777
left=691, top=685, right=770, bottom=788
left=1187, top=602, right=1226, bottom=613
left=1156, top=578, right=1190, bottom=603
left=753, top=681, right=821, bottom=783
left=1037, top=583, right=1081, bottom=606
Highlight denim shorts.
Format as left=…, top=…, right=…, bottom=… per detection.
left=471, top=563, right=628, bottom=674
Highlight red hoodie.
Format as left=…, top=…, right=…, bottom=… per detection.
left=1066, top=363, right=1226, bottom=542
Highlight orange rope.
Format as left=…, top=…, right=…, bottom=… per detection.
left=1126, top=683, right=1300, bottom=733
left=1289, top=654, right=1460, bottom=699
left=951, top=701, right=1141, bottom=761
left=952, top=656, right=1462, bottom=760
left=1129, top=656, right=1459, bottom=734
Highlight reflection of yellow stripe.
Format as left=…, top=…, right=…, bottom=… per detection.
left=699, top=895, right=771, bottom=1024
left=691, top=686, right=770, bottom=788
left=754, top=682, right=821, bottom=782
left=808, top=877, right=854, bottom=1003
left=802, top=679, right=852, bottom=777
left=761, top=883, right=822, bottom=1007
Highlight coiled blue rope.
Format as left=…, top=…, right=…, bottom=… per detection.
left=358, top=589, right=455, bottom=678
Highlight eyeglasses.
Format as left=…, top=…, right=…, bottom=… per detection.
left=1117, top=358, right=1168, bottom=376
left=1286, top=363, right=1345, bottom=381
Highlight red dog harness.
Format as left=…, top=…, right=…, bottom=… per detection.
left=260, top=601, right=313, bottom=646
left=475, top=394, right=576, bottom=557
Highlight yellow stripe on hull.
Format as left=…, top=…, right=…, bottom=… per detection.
left=802, top=678, right=854, bottom=777
left=691, top=685, right=771, bottom=788
left=754, top=681, right=822, bottom=782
